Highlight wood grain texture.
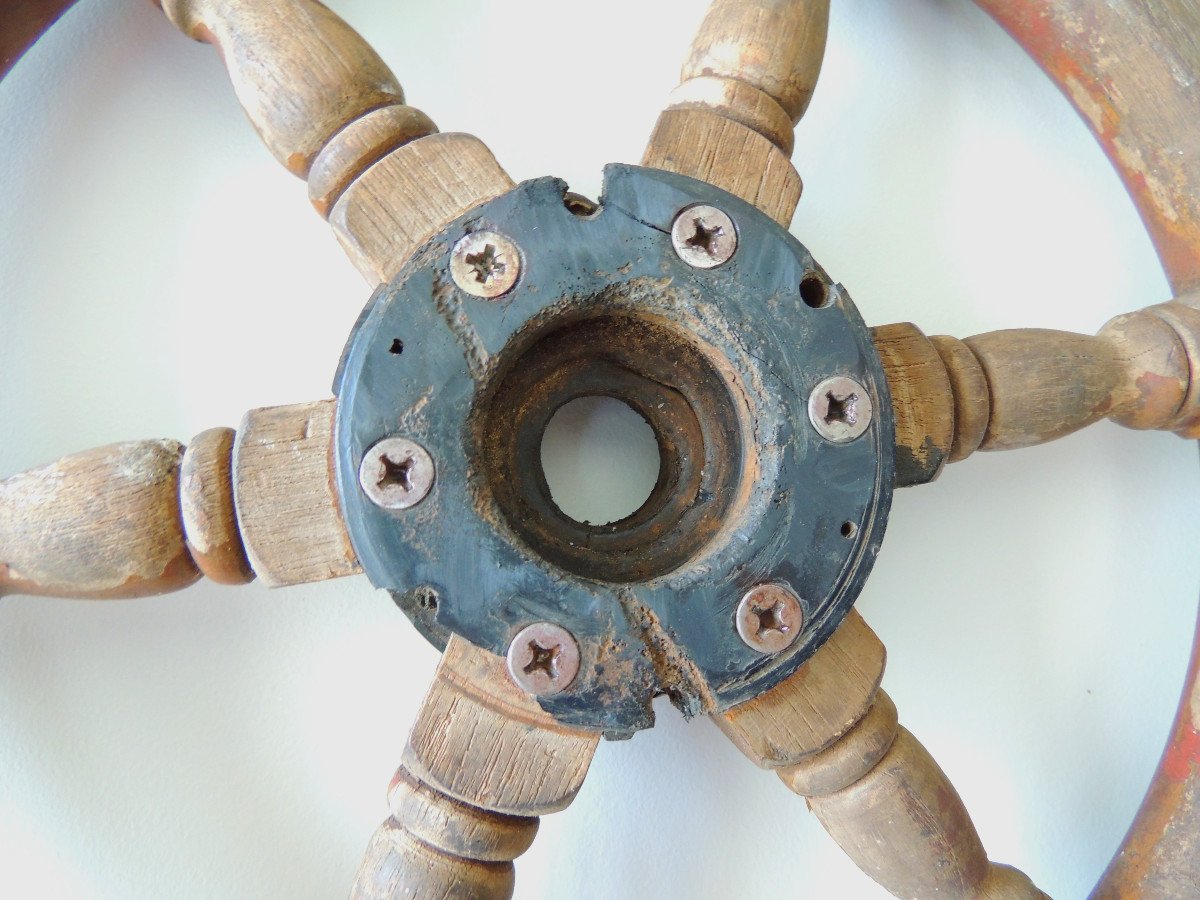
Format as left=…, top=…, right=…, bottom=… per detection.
left=715, top=610, right=886, bottom=768
left=876, top=300, right=1200, bottom=482
left=308, top=103, right=438, bottom=218
left=0, top=440, right=199, bottom=598
left=676, top=0, right=829, bottom=154
left=929, top=334, right=990, bottom=462
left=179, top=427, right=253, bottom=585
left=352, top=637, right=598, bottom=897
left=642, top=108, right=802, bottom=228
left=350, top=817, right=514, bottom=900
left=329, top=133, right=515, bottom=283
left=871, top=323, right=954, bottom=486
left=402, top=636, right=599, bottom=817
left=231, top=399, right=360, bottom=587
left=158, top=0, right=405, bottom=176
left=806, top=720, right=1047, bottom=899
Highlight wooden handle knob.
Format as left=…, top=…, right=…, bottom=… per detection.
left=675, top=0, right=830, bottom=154
left=0, top=400, right=364, bottom=599
left=642, top=0, right=827, bottom=227
left=159, top=0, right=415, bottom=177
left=874, top=299, right=1200, bottom=485
left=351, top=636, right=599, bottom=897
left=0, top=440, right=200, bottom=598
left=792, top=698, right=1047, bottom=899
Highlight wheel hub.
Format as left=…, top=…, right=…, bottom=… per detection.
left=334, top=165, right=895, bottom=735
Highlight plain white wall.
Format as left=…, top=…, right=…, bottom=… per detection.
left=1, top=1, right=1197, bottom=897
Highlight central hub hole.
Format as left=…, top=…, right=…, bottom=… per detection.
left=540, top=397, right=661, bottom=526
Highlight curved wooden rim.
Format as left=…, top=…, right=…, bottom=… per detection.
left=973, top=4, right=1200, bottom=892
left=8, top=0, right=1200, bottom=893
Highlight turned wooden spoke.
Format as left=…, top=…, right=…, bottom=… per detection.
left=875, top=296, right=1200, bottom=486
left=352, top=636, right=599, bottom=899
left=0, top=399, right=358, bottom=599
left=717, top=612, right=1046, bottom=899
left=158, top=0, right=513, bottom=284
left=643, top=0, right=829, bottom=226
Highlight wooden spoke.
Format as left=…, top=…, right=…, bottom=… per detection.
left=873, top=296, right=1200, bottom=486
left=642, top=0, right=829, bottom=226
left=0, top=399, right=359, bottom=599
left=351, top=635, right=599, bottom=899
left=717, top=612, right=1045, bottom=899
left=158, top=0, right=514, bottom=284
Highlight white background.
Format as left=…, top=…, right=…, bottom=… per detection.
left=1, top=1, right=1197, bottom=897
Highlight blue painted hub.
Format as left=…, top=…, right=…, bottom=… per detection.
left=333, top=165, right=894, bottom=737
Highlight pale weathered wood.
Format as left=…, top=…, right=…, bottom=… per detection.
left=231, top=399, right=360, bottom=587
left=158, top=0, right=407, bottom=176
left=157, top=0, right=512, bottom=286
left=403, top=636, right=599, bottom=816
left=674, top=0, right=830, bottom=154
left=715, top=610, right=886, bottom=768
left=929, top=334, right=990, bottom=462
left=179, top=427, right=253, bottom=585
left=350, top=817, right=514, bottom=900
left=328, top=133, right=515, bottom=284
left=642, top=0, right=828, bottom=226
left=0, top=440, right=200, bottom=598
left=871, top=323, right=954, bottom=486
left=875, top=300, right=1200, bottom=481
left=353, top=636, right=599, bottom=898
left=718, top=615, right=1043, bottom=898
left=307, top=104, right=438, bottom=218
left=804, top=715, right=1047, bottom=899
left=643, top=109, right=803, bottom=227
left=387, top=767, right=538, bottom=863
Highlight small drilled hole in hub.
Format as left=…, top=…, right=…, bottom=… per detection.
left=540, top=397, right=661, bottom=526
left=800, top=274, right=829, bottom=309
left=841, top=521, right=858, bottom=539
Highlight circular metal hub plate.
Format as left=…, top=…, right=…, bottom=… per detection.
left=334, top=165, right=894, bottom=736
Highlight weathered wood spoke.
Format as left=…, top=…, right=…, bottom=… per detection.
left=717, top=612, right=1047, bottom=899
left=875, top=296, right=1200, bottom=486
left=157, top=0, right=513, bottom=284
left=643, top=0, right=829, bottom=227
left=351, top=636, right=599, bottom=900
left=0, top=399, right=358, bottom=599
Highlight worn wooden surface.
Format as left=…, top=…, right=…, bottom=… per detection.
left=232, top=399, right=360, bottom=588
left=353, top=636, right=599, bottom=897
left=328, top=132, right=515, bottom=284
left=671, top=0, right=829, bottom=156
left=157, top=0, right=511, bottom=285
left=0, top=440, right=199, bottom=598
left=719, top=615, right=1044, bottom=898
left=715, top=611, right=886, bottom=768
left=801, top=706, right=1046, bottom=899
left=179, top=427, right=253, bottom=585
left=871, top=322, right=954, bottom=486
left=643, top=0, right=830, bottom=226
left=158, top=0, right=406, bottom=176
left=876, top=300, right=1200, bottom=484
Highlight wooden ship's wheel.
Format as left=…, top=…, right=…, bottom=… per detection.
left=3, top=1, right=1200, bottom=897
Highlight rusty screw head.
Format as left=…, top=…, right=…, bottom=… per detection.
left=506, top=622, right=581, bottom=696
left=671, top=205, right=737, bottom=269
left=359, top=437, right=435, bottom=510
left=808, top=375, right=873, bottom=443
left=736, top=583, right=804, bottom=654
left=450, top=231, right=521, bottom=298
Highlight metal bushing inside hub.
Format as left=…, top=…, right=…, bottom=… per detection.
left=333, top=165, right=895, bottom=737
